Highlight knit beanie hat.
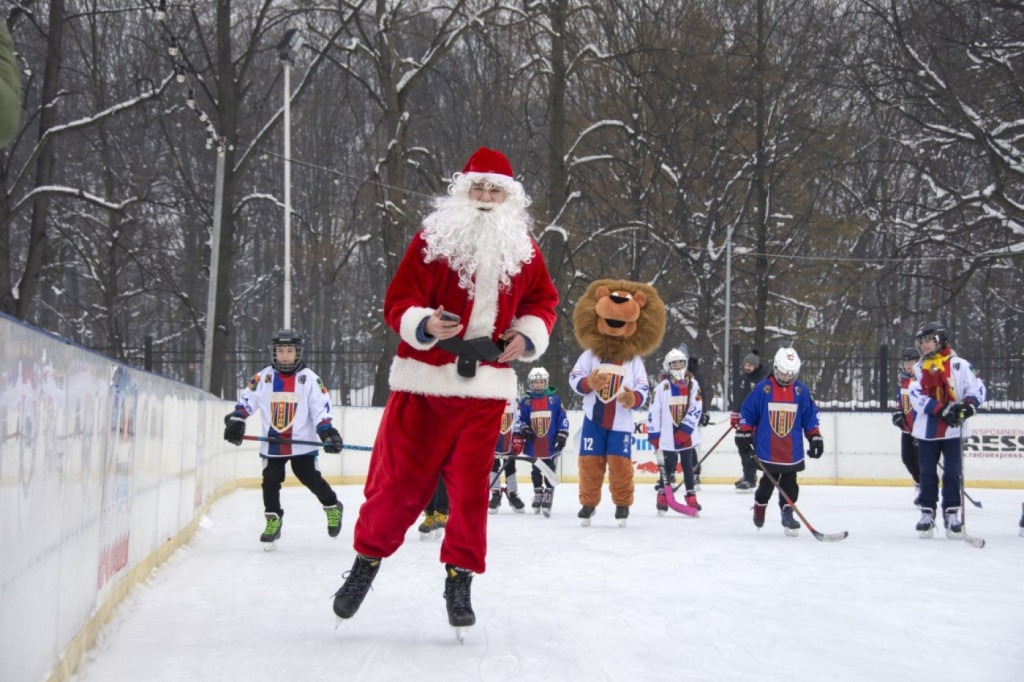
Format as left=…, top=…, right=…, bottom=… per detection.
left=742, top=350, right=760, bottom=367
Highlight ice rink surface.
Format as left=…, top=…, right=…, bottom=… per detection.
left=71, top=481, right=1024, bottom=682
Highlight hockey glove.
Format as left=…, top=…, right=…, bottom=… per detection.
left=510, top=434, right=526, bottom=455
left=734, top=430, right=755, bottom=459
left=520, top=424, right=536, bottom=440
left=890, top=410, right=906, bottom=429
left=317, top=423, right=344, bottom=453
left=223, top=410, right=247, bottom=445
left=553, top=431, right=568, bottom=452
left=940, top=402, right=963, bottom=427
left=730, top=411, right=740, bottom=429
left=957, top=401, right=977, bottom=421
left=807, top=434, right=824, bottom=459
left=699, top=411, right=711, bottom=427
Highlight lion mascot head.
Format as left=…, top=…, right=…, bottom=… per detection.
left=573, top=279, right=666, bottom=364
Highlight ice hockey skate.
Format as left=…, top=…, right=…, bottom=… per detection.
left=684, top=493, right=702, bottom=515
left=333, top=554, right=381, bottom=621
left=752, top=502, right=766, bottom=529
left=260, top=512, right=282, bottom=551
left=615, top=505, right=629, bottom=527
left=418, top=511, right=446, bottom=541
left=944, top=507, right=964, bottom=539
left=916, top=508, right=936, bottom=538
left=532, top=488, right=543, bottom=514
left=506, top=489, right=526, bottom=513
left=323, top=504, right=342, bottom=538
left=656, top=489, right=668, bottom=516
left=734, top=477, right=756, bottom=493
left=541, top=488, right=554, bottom=518
left=444, top=564, right=475, bottom=643
left=488, top=488, right=502, bottom=514
left=578, top=505, right=596, bottom=527
left=781, top=504, right=801, bottom=537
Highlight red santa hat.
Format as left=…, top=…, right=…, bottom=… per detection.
left=461, top=147, right=515, bottom=184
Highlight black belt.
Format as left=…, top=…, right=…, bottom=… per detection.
left=436, top=336, right=506, bottom=378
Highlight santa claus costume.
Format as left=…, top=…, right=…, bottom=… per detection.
left=333, top=147, right=558, bottom=632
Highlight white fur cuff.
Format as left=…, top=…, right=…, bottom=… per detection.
left=399, top=306, right=438, bottom=350
left=511, top=314, right=551, bottom=360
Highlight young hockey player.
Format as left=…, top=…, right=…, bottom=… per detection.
left=730, top=350, right=770, bottom=491
left=890, top=347, right=922, bottom=505
left=647, top=348, right=704, bottom=515
left=223, top=329, right=344, bottom=549
left=518, top=367, right=569, bottom=518
left=734, top=347, right=823, bottom=536
left=490, top=400, right=526, bottom=513
left=419, top=478, right=449, bottom=540
left=907, top=321, right=986, bottom=539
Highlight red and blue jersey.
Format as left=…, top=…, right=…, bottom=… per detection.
left=909, top=348, right=986, bottom=441
left=518, top=389, right=569, bottom=459
left=896, top=371, right=916, bottom=434
left=494, top=401, right=518, bottom=454
left=738, top=375, right=820, bottom=468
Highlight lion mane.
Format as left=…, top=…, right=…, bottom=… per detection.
left=572, top=279, right=666, bottom=364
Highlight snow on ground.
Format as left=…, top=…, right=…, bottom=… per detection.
left=71, top=482, right=1024, bottom=682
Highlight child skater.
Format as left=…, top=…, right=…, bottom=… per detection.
left=518, top=367, right=569, bottom=517
left=734, top=347, right=823, bottom=536
left=647, top=348, right=705, bottom=515
left=223, top=329, right=344, bottom=549
left=490, top=400, right=526, bottom=513
left=890, top=346, right=922, bottom=506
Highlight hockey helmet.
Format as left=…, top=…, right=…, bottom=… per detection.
left=270, top=329, right=303, bottom=373
left=663, top=348, right=688, bottom=382
left=914, top=321, right=948, bottom=357
left=773, top=347, right=801, bottom=385
left=528, top=366, right=549, bottom=393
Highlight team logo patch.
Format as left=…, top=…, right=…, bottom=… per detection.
left=247, top=373, right=261, bottom=391
left=299, top=375, right=307, bottom=384
left=264, top=373, right=273, bottom=383
left=900, top=387, right=911, bottom=414
left=531, top=410, right=552, bottom=438
left=316, top=377, right=328, bottom=394
left=768, top=402, right=797, bottom=438
left=500, top=409, right=515, bottom=435
left=270, top=392, right=299, bottom=431
left=668, top=395, right=687, bottom=427
left=596, top=364, right=627, bottom=404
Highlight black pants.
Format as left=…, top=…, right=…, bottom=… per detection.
left=661, top=448, right=697, bottom=492
left=738, top=450, right=757, bottom=483
left=532, top=457, right=558, bottom=489
left=754, top=468, right=799, bottom=509
left=262, top=454, right=338, bottom=514
left=424, top=477, right=449, bottom=515
left=900, top=432, right=920, bottom=483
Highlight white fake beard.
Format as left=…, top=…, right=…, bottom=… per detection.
left=421, top=194, right=535, bottom=298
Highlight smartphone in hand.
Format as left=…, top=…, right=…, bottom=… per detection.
left=439, top=311, right=461, bottom=323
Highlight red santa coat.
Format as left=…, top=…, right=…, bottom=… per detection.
left=354, top=229, right=558, bottom=574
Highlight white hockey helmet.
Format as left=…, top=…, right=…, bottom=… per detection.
left=528, top=366, right=549, bottom=392
left=773, top=347, right=801, bottom=385
left=663, top=348, right=688, bottom=381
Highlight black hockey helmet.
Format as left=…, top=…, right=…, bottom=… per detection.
left=270, top=329, right=303, bottom=373
left=914, top=321, right=948, bottom=356
left=900, top=347, right=919, bottom=362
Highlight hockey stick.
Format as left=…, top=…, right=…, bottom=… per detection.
left=489, top=454, right=559, bottom=488
left=488, top=453, right=512, bottom=490
left=657, top=452, right=698, bottom=517
left=958, top=431, right=985, bottom=548
left=241, top=435, right=372, bottom=451
left=670, top=425, right=735, bottom=493
left=751, top=456, right=848, bottom=542
left=938, top=461, right=982, bottom=508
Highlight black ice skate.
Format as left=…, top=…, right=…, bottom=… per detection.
left=735, top=477, right=756, bottom=493
left=944, top=507, right=964, bottom=539
left=333, top=554, right=381, bottom=620
left=488, top=488, right=502, bottom=514
left=615, top=505, right=629, bottom=528
left=507, top=489, right=526, bottom=513
left=781, top=504, right=801, bottom=537
left=532, top=487, right=543, bottom=514
left=578, top=505, right=596, bottom=527
left=444, top=564, right=475, bottom=643
left=261, top=512, right=282, bottom=551
left=916, top=508, right=936, bottom=539
left=323, top=504, right=342, bottom=538
left=541, top=488, right=554, bottom=518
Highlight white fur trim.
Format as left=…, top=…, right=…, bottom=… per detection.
left=400, top=306, right=438, bottom=350
left=389, top=356, right=518, bottom=402
left=510, top=314, right=551, bottom=361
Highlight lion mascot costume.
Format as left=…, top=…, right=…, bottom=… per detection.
left=568, top=279, right=666, bottom=526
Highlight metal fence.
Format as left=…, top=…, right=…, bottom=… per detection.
left=105, top=340, right=1023, bottom=411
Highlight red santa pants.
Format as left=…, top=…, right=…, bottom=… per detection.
left=353, top=391, right=505, bottom=574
